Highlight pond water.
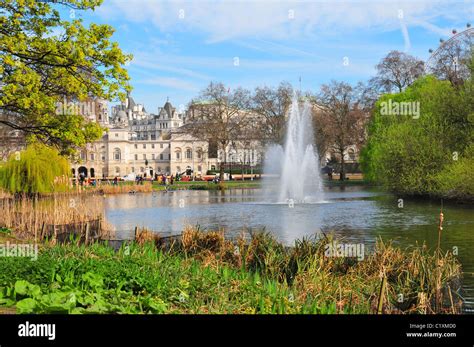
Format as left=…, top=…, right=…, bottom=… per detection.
left=100, top=186, right=474, bottom=311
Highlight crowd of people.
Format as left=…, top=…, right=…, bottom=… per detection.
left=75, top=170, right=227, bottom=187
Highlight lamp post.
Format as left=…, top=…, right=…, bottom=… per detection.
left=229, top=148, right=236, bottom=181
left=249, top=147, right=254, bottom=181
left=192, top=141, right=195, bottom=181
left=240, top=152, right=244, bottom=181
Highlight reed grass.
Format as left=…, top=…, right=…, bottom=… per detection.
left=0, top=195, right=113, bottom=240
left=94, top=182, right=153, bottom=194
left=150, top=228, right=463, bottom=314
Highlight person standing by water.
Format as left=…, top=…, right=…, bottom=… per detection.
left=79, top=172, right=85, bottom=186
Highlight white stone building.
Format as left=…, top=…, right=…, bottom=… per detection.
left=72, top=94, right=263, bottom=180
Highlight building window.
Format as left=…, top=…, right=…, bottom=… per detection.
left=168, top=154, right=171, bottom=160
left=115, top=133, right=118, bottom=137
left=160, top=143, right=163, bottom=149
left=131, top=167, right=135, bottom=173
left=176, top=151, right=181, bottom=160
left=90, top=153, right=95, bottom=161
left=197, top=165, right=202, bottom=172
left=134, top=154, right=138, bottom=160
left=152, top=154, right=155, bottom=160
left=101, top=155, right=105, bottom=162
left=143, top=154, right=146, bottom=160
left=348, top=148, right=356, bottom=161
left=185, top=148, right=192, bottom=159
left=115, top=167, right=120, bottom=174
left=140, top=167, right=144, bottom=173
left=143, top=144, right=146, bottom=149
left=160, top=154, right=163, bottom=160
left=113, top=148, right=121, bottom=161
left=134, top=144, right=138, bottom=149
left=152, top=144, right=155, bottom=149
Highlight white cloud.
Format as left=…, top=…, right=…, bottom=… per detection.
left=132, top=52, right=214, bottom=80
left=96, top=0, right=472, bottom=42
left=139, top=76, right=200, bottom=91
left=399, top=20, right=411, bottom=52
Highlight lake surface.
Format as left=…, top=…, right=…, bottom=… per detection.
left=101, top=186, right=474, bottom=311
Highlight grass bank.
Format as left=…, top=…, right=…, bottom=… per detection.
left=153, top=181, right=261, bottom=191
left=152, top=179, right=374, bottom=191
left=323, top=179, right=373, bottom=186
left=0, top=228, right=462, bottom=314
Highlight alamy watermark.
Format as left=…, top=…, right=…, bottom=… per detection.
left=18, top=321, right=55, bottom=341
left=0, top=242, right=38, bottom=261
left=55, top=97, right=95, bottom=116
left=325, top=241, right=365, bottom=261
left=380, top=99, right=420, bottom=119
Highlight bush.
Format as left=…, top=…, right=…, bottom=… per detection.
left=433, top=145, right=474, bottom=201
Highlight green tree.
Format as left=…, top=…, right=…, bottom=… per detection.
left=0, top=143, right=71, bottom=194
left=361, top=71, right=473, bottom=198
left=0, top=0, right=131, bottom=154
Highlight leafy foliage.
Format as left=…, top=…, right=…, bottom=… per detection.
left=361, top=70, right=473, bottom=198
left=0, top=0, right=131, bottom=153
left=0, top=143, right=70, bottom=193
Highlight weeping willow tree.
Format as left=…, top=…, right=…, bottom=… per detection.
left=0, top=144, right=71, bottom=194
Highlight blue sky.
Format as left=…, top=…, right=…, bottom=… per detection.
left=66, top=0, right=473, bottom=113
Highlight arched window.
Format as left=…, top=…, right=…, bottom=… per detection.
left=175, top=148, right=182, bottom=161
left=196, top=147, right=203, bottom=159
left=185, top=148, right=192, bottom=159
left=113, top=148, right=121, bottom=161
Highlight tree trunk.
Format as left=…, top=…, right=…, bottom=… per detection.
left=339, top=150, right=345, bottom=181
left=219, top=145, right=227, bottom=181
left=219, top=162, right=225, bottom=181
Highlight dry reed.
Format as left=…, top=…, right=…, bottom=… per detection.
left=0, top=194, right=113, bottom=240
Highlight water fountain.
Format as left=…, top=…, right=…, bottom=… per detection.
left=264, top=95, right=323, bottom=203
